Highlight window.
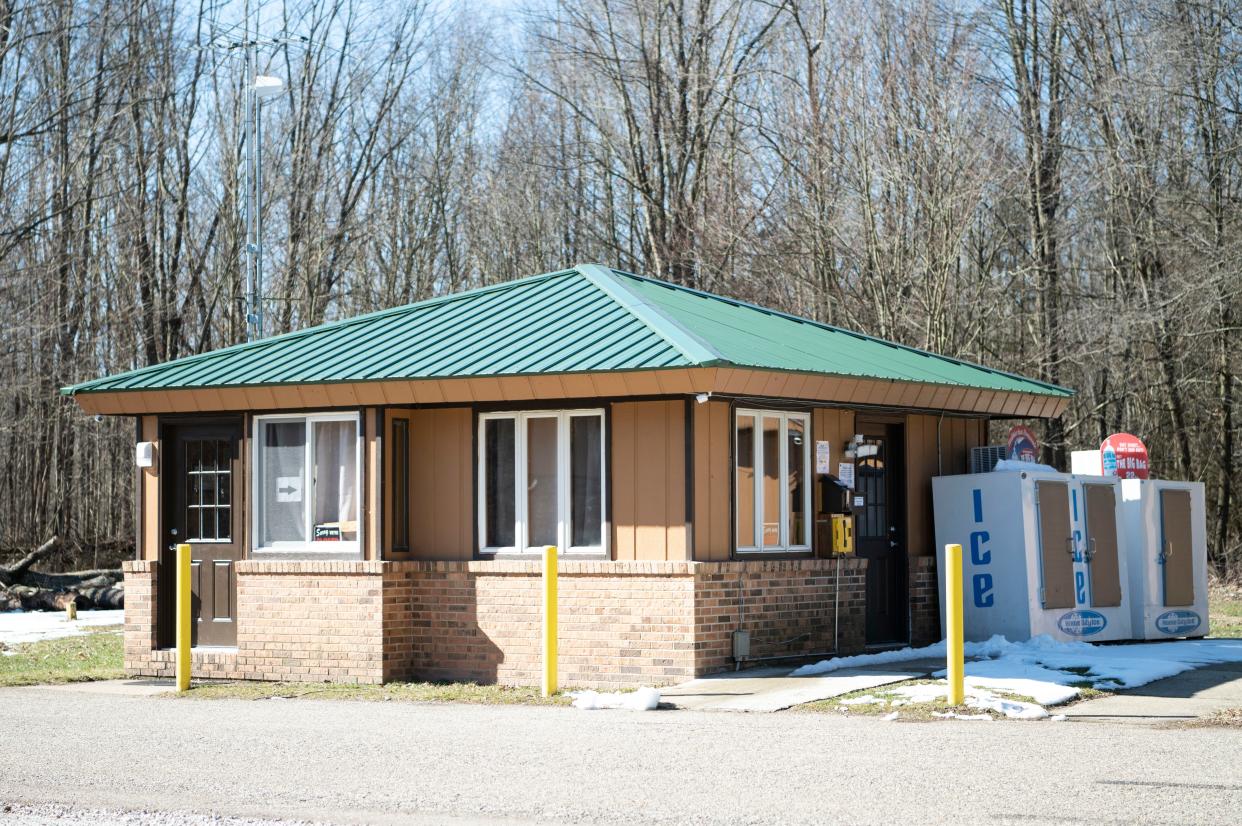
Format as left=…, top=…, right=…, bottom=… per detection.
left=253, top=412, right=360, bottom=554
left=478, top=410, right=605, bottom=554
left=185, top=438, right=232, bottom=542
left=735, top=409, right=810, bottom=552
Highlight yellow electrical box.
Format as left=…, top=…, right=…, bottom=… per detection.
left=831, top=514, right=854, bottom=554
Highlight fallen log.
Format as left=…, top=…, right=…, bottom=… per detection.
left=77, top=585, right=124, bottom=610
left=13, top=586, right=85, bottom=612
left=0, top=537, right=60, bottom=587
left=21, top=569, right=123, bottom=591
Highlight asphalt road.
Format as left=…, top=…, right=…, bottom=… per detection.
left=0, top=685, right=1239, bottom=825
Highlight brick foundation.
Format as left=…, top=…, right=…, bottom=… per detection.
left=123, top=557, right=869, bottom=688
left=909, top=555, right=941, bottom=646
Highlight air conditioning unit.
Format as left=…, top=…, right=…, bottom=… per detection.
left=969, top=445, right=1009, bottom=474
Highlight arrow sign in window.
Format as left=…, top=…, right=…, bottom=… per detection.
left=276, top=476, right=303, bottom=503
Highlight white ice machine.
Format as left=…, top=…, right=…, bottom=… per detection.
left=1120, top=479, right=1209, bottom=639
left=933, top=470, right=1133, bottom=643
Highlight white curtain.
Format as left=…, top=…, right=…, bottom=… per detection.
left=313, top=420, right=357, bottom=540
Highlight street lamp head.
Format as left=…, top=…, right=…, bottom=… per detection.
left=253, top=75, right=283, bottom=98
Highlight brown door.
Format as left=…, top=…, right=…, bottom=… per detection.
left=854, top=423, right=907, bottom=644
left=1160, top=489, right=1195, bottom=607
left=161, top=421, right=243, bottom=647
left=1036, top=481, right=1075, bottom=609
left=1083, top=484, right=1122, bottom=607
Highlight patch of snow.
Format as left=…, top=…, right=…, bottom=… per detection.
left=571, top=686, right=660, bottom=711
left=1050, top=715, right=1067, bottom=722
left=0, top=609, right=124, bottom=646
left=792, top=634, right=1242, bottom=707
left=839, top=694, right=885, bottom=706
left=881, top=711, right=899, bottom=721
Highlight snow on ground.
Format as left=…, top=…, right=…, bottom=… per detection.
left=571, top=686, right=661, bottom=710
left=0, top=609, right=124, bottom=647
left=805, top=634, right=1242, bottom=719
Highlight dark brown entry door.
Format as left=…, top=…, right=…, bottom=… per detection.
left=161, top=421, right=243, bottom=647
left=854, top=423, right=908, bottom=644
left=1036, top=481, right=1075, bottom=609
left=1082, top=484, right=1122, bottom=607
left=1160, top=489, right=1195, bottom=607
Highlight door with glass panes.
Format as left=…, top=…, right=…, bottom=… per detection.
left=161, top=421, right=242, bottom=647
left=854, top=422, right=908, bottom=644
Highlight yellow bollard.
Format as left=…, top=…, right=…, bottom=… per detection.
left=65, top=602, right=77, bottom=621
left=945, top=543, right=965, bottom=705
left=176, top=543, right=192, bottom=692
left=542, top=545, right=558, bottom=697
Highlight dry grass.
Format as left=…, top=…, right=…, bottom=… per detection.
left=0, top=627, right=124, bottom=686
left=1208, top=580, right=1242, bottom=639
left=796, top=678, right=1038, bottom=721
left=170, top=679, right=573, bottom=705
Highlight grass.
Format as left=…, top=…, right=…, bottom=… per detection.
left=1208, top=580, right=1242, bottom=638
left=796, top=678, right=1028, bottom=721
left=0, top=627, right=124, bottom=687
left=172, top=679, right=574, bottom=705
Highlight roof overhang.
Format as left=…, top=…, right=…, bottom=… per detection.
left=67, top=367, right=1070, bottom=419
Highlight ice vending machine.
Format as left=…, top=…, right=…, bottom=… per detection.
left=932, top=470, right=1133, bottom=642
left=1120, top=479, right=1209, bottom=639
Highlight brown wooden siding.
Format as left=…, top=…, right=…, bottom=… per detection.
left=141, top=415, right=160, bottom=561
left=407, top=407, right=473, bottom=560
left=904, top=414, right=986, bottom=557
left=612, top=400, right=688, bottom=561
left=364, top=407, right=382, bottom=561
left=692, top=400, right=732, bottom=561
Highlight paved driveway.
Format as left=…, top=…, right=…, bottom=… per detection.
left=1, top=685, right=1239, bottom=825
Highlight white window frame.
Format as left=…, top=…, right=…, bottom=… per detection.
left=252, top=411, right=362, bottom=556
left=735, top=408, right=812, bottom=553
left=477, top=409, right=607, bottom=556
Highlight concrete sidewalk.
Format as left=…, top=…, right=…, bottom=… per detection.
left=660, top=656, right=947, bottom=712
left=1064, top=659, right=1242, bottom=724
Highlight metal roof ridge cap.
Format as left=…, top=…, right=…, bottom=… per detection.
left=573, top=263, right=723, bottom=367
left=602, top=266, right=1073, bottom=398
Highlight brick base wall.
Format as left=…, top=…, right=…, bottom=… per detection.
left=123, top=557, right=870, bottom=688
left=694, top=559, right=867, bottom=674
left=909, top=555, right=941, bottom=647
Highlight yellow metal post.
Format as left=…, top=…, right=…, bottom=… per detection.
left=542, top=545, right=558, bottom=697
left=176, top=543, right=192, bottom=692
left=945, top=543, right=965, bottom=705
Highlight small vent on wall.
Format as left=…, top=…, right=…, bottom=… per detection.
left=969, top=445, right=1009, bottom=474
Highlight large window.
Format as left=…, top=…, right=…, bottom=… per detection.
left=736, top=409, right=811, bottom=552
left=254, top=412, right=360, bottom=554
left=478, top=410, right=605, bottom=554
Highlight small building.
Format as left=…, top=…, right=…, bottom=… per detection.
left=64, top=265, right=1070, bottom=686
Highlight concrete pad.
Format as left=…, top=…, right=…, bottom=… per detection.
left=36, top=679, right=175, bottom=697
left=662, top=658, right=946, bottom=712
left=1064, top=661, right=1242, bottom=724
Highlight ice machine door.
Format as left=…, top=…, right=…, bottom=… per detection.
left=1083, top=483, right=1122, bottom=607
left=1160, top=489, right=1195, bottom=607
left=1036, top=480, right=1075, bottom=609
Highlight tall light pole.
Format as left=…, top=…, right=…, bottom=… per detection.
left=241, top=0, right=283, bottom=342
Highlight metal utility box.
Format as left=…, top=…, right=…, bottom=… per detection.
left=1120, top=479, right=1209, bottom=639
left=932, top=470, right=1133, bottom=643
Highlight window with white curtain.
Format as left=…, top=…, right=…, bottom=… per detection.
left=478, top=410, right=605, bottom=554
left=735, top=409, right=811, bottom=552
left=253, top=412, right=360, bottom=554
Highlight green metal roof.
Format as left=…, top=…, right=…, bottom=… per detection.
left=62, top=264, right=1072, bottom=399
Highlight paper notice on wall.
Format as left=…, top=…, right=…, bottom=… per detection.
left=815, top=440, right=832, bottom=474
left=837, top=462, right=855, bottom=489
left=276, top=476, right=303, bottom=502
